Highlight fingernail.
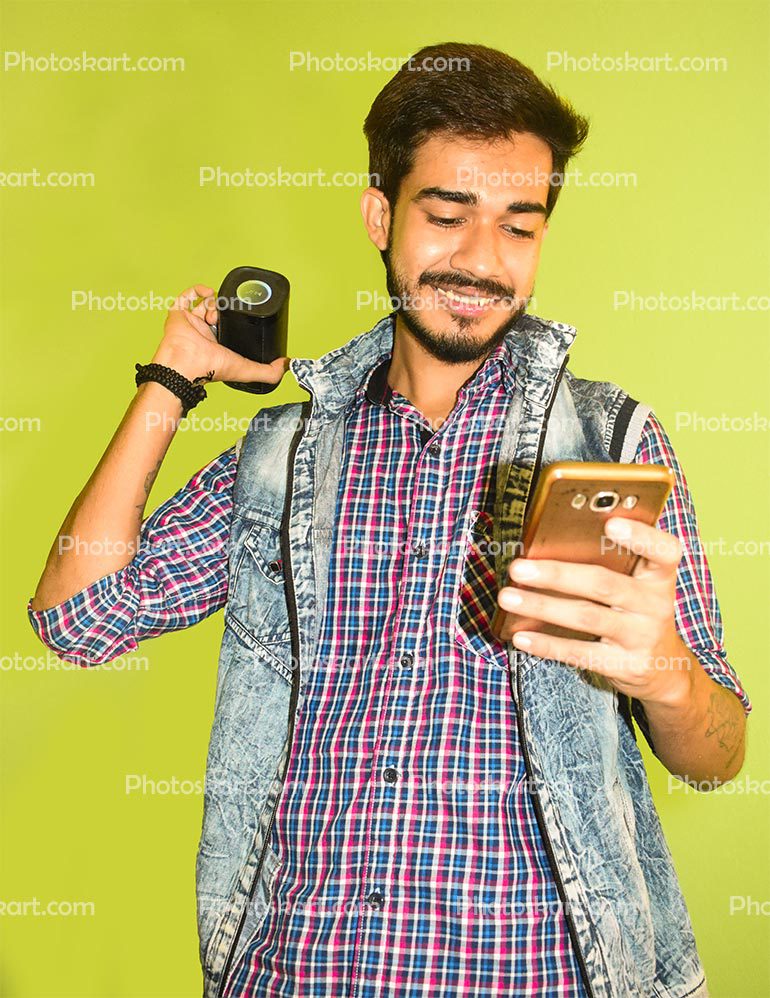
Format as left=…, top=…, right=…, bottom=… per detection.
left=513, top=632, right=533, bottom=649
left=605, top=518, right=631, bottom=538
left=500, top=589, right=523, bottom=609
left=511, top=559, right=538, bottom=580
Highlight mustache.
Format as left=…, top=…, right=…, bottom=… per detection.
left=419, top=272, right=516, bottom=300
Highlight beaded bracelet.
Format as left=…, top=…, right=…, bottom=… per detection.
left=134, top=362, right=215, bottom=418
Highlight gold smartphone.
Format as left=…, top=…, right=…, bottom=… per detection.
left=490, top=461, right=675, bottom=642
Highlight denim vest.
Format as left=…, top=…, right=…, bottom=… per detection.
left=196, top=312, right=708, bottom=998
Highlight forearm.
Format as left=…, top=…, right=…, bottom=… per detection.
left=30, top=278, right=287, bottom=616
left=640, top=631, right=746, bottom=787
left=31, top=348, right=196, bottom=610
left=28, top=435, right=238, bottom=666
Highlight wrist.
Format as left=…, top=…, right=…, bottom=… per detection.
left=150, top=345, right=209, bottom=383
left=640, top=631, right=698, bottom=714
left=135, top=360, right=211, bottom=420
left=135, top=378, right=185, bottom=417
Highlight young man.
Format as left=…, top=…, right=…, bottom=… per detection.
left=28, top=42, right=750, bottom=998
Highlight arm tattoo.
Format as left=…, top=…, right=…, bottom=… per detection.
left=704, top=688, right=743, bottom=768
left=134, top=457, right=163, bottom=518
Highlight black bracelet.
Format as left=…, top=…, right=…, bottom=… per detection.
left=134, top=362, right=214, bottom=418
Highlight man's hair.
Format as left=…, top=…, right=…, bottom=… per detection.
left=363, top=42, right=590, bottom=219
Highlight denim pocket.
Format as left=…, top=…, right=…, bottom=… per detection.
left=223, top=514, right=295, bottom=682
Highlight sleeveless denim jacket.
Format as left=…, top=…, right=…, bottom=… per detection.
left=196, top=311, right=709, bottom=998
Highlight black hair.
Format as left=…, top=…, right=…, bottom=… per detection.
left=363, top=42, right=590, bottom=218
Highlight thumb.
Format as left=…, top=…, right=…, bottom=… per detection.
left=223, top=352, right=292, bottom=385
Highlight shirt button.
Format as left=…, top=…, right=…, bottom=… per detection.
left=383, top=767, right=399, bottom=784
left=399, top=653, right=414, bottom=668
left=428, top=441, right=441, bottom=457
left=366, top=890, right=385, bottom=909
left=412, top=540, right=428, bottom=558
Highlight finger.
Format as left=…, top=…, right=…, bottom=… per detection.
left=181, top=309, right=217, bottom=340
left=221, top=352, right=292, bottom=385
left=188, top=292, right=218, bottom=322
left=507, top=557, right=654, bottom=614
left=510, top=630, right=659, bottom=696
left=497, top=586, right=643, bottom=645
left=204, top=296, right=219, bottom=326
left=510, top=629, right=674, bottom=698
left=603, top=517, right=682, bottom=577
left=510, top=629, right=613, bottom=674
left=171, top=285, right=215, bottom=312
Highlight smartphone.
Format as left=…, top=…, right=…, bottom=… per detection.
left=490, top=461, right=675, bottom=642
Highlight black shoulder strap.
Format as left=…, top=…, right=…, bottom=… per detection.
left=611, top=392, right=659, bottom=757
left=609, top=394, right=641, bottom=462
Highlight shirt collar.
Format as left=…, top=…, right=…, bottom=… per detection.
left=356, top=333, right=518, bottom=411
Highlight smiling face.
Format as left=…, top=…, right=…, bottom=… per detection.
left=361, top=130, right=553, bottom=364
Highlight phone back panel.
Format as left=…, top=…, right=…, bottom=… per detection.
left=490, top=462, right=674, bottom=642
left=523, top=465, right=673, bottom=572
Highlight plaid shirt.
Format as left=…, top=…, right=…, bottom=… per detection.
left=27, top=340, right=751, bottom=996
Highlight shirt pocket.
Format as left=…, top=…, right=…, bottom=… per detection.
left=451, top=508, right=509, bottom=667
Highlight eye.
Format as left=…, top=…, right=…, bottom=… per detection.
left=427, top=214, right=463, bottom=227
left=503, top=226, right=536, bottom=240
left=427, top=215, right=536, bottom=240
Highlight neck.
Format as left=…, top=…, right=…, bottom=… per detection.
left=387, top=315, right=491, bottom=430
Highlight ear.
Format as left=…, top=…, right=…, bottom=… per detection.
left=542, top=220, right=549, bottom=238
left=360, top=187, right=391, bottom=252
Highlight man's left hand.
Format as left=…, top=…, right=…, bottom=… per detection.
left=495, top=516, right=692, bottom=707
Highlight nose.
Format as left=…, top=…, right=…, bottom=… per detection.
left=448, top=219, right=504, bottom=286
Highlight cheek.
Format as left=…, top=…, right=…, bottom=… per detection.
left=420, top=239, right=448, bottom=264
left=510, top=243, right=543, bottom=284
left=399, top=238, right=450, bottom=282
left=395, top=213, right=461, bottom=272
left=529, top=237, right=546, bottom=268
left=408, top=228, right=452, bottom=269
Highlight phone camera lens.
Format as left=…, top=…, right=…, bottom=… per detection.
left=590, top=491, right=619, bottom=512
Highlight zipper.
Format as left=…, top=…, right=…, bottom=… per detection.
left=512, top=350, right=597, bottom=997
left=216, top=396, right=313, bottom=997
left=523, top=351, right=570, bottom=523
left=514, top=661, right=596, bottom=998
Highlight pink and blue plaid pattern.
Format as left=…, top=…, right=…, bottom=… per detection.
left=27, top=341, right=751, bottom=997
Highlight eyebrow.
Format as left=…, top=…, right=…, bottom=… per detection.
left=412, top=186, right=547, bottom=217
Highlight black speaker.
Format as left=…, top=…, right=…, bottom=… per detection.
left=214, top=266, right=290, bottom=394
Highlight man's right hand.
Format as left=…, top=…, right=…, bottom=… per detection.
left=151, top=283, right=292, bottom=386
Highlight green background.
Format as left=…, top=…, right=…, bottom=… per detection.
left=1, top=1, right=768, bottom=995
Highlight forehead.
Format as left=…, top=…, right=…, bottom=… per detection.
left=404, top=131, right=553, bottom=205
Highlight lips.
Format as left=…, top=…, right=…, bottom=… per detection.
left=430, top=284, right=501, bottom=313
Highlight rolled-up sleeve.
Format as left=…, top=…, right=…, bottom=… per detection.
left=26, top=442, right=240, bottom=666
left=634, top=412, right=752, bottom=717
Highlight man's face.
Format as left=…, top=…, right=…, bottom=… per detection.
left=363, top=131, right=552, bottom=364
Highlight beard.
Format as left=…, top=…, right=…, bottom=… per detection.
left=382, top=243, right=532, bottom=365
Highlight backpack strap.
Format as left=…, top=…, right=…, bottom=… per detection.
left=608, top=391, right=659, bottom=757
left=608, top=393, right=652, bottom=463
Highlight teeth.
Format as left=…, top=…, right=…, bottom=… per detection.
left=436, top=286, right=495, bottom=307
